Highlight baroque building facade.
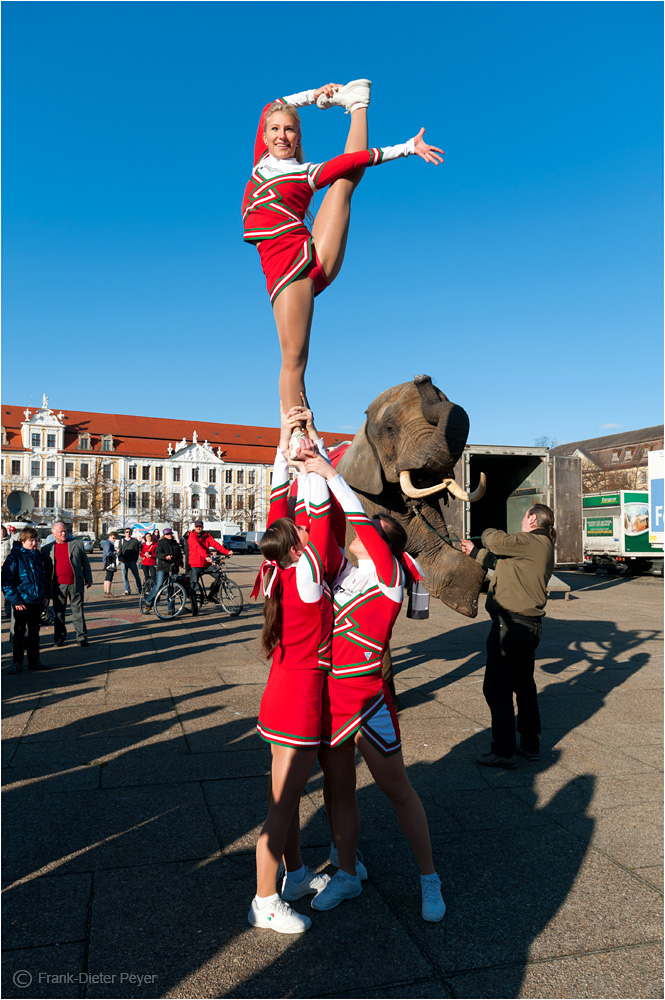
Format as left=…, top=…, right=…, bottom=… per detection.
left=1, top=396, right=347, bottom=536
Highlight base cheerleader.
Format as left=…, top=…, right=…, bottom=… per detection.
left=304, top=454, right=446, bottom=922
left=247, top=406, right=334, bottom=935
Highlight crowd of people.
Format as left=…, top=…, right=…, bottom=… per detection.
left=0, top=517, right=236, bottom=662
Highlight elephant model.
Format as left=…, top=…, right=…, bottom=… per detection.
left=336, top=375, right=486, bottom=618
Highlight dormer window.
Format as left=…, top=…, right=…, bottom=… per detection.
left=77, top=433, right=91, bottom=450
left=625, top=449, right=633, bottom=460
left=611, top=450, right=620, bottom=462
left=101, top=434, right=114, bottom=452
left=0, top=427, right=7, bottom=446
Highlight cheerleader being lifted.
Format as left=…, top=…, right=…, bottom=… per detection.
left=242, top=79, right=443, bottom=453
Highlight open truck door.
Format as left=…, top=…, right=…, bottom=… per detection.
left=551, top=456, right=582, bottom=565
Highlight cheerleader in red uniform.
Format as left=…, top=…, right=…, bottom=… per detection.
left=242, top=80, right=444, bottom=427
left=304, top=454, right=446, bottom=923
left=247, top=408, right=334, bottom=935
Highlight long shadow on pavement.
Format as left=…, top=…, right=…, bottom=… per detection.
left=1, top=611, right=660, bottom=998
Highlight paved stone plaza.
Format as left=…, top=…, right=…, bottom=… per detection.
left=2, top=555, right=663, bottom=999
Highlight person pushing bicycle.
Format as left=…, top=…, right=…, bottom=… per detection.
left=187, top=520, right=233, bottom=604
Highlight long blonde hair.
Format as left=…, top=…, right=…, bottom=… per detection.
left=263, top=102, right=305, bottom=164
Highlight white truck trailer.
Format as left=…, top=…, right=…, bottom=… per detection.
left=582, top=489, right=663, bottom=575
left=444, top=445, right=583, bottom=566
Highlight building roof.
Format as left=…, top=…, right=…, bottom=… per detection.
left=1, top=405, right=351, bottom=463
left=550, top=425, right=663, bottom=471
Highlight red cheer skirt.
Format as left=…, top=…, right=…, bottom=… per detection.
left=257, top=663, right=325, bottom=750
left=258, top=233, right=329, bottom=304
left=321, top=674, right=401, bottom=757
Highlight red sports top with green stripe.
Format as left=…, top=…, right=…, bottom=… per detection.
left=256, top=450, right=334, bottom=749
left=263, top=449, right=333, bottom=673
left=327, top=475, right=405, bottom=680
left=242, top=90, right=416, bottom=303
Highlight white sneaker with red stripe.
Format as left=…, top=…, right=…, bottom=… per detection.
left=317, top=79, right=371, bottom=113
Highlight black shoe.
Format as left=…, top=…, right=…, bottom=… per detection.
left=517, top=747, right=540, bottom=761
left=78, top=639, right=90, bottom=647
left=8, top=664, right=24, bottom=674
left=29, top=662, right=51, bottom=671
left=54, top=639, right=66, bottom=647
left=476, top=751, right=518, bottom=769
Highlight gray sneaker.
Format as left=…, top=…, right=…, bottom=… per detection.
left=311, top=870, right=362, bottom=911
left=329, top=844, right=368, bottom=881
left=476, top=751, right=518, bottom=769
left=281, top=868, right=330, bottom=902
left=421, top=875, right=446, bottom=922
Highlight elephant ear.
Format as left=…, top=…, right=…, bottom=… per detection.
left=338, top=421, right=384, bottom=497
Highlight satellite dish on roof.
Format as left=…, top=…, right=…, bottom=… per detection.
left=6, top=491, right=34, bottom=519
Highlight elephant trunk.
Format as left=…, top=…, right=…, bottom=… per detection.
left=419, top=400, right=469, bottom=478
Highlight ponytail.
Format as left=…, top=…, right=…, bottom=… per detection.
left=528, top=504, right=557, bottom=545
left=259, top=518, right=300, bottom=659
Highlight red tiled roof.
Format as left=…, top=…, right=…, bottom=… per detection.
left=1, top=405, right=351, bottom=463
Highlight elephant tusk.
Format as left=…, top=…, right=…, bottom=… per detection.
left=399, top=470, right=487, bottom=502
left=445, top=473, right=487, bottom=502
left=399, top=471, right=452, bottom=499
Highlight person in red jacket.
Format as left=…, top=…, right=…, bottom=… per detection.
left=140, top=532, right=158, bottom=587
left=187, top=521, right=232, bottom=602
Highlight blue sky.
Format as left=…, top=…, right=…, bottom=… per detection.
left=2, top=1, right=662, bottom=446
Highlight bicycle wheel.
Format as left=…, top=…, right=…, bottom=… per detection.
left=153, top=581, right=187, bottom=620
left=219, top=578, right=243, bottom=617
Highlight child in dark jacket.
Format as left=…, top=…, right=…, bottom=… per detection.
left=1, top=527, right=50, bottom=673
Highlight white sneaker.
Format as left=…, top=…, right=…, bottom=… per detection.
left=317, top=79, right=371, bottom=113
left=310, top=870, right=362, bottom=911
left=248, top=897, right=312, bottom=934
left=281, top=868, right=331, bottom=902
left=288, top=428, right=307, bottom=460
left=330, top=844, right=368, bottom=881
left=421, top=874, right=446, bottom=922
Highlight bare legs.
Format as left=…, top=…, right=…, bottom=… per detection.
left=355, top=736, right=435, bottom=875
left=311, top=107, right=368, bottom=281
left=273, top=278, right=314, bottom=412
left=320, top=733, right=435, bottom=876
left=271, top=107, right=369, bottom=412
left=319, top=741, right=360, bottom=875
left=256, top=745, right=317, bottom=896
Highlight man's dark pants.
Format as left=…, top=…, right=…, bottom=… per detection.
left=53, top=584, right=87, bottom=642
left=482, top=611, right=542, bottom=757
left=12, top=604, right=42, bottom=666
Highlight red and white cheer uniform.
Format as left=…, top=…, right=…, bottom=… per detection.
left=321, top=475, right=406, bottom=757
left=256, top=449, right=333, bottom=750
left=242, top=90, right=417, bottom=304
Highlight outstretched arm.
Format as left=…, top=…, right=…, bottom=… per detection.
left=304, top=456, right=398, bottom=587
left=309, top=130, right=443, bottom=190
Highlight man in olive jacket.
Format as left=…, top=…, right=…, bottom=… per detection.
left=41, top=522, right=93, bottom=646
left=461, top=504, right=555, bottom=769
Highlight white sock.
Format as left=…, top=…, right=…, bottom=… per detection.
left=254, top=892, right=280, bottom=909
left=286, top=864, right=307, bottom=883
